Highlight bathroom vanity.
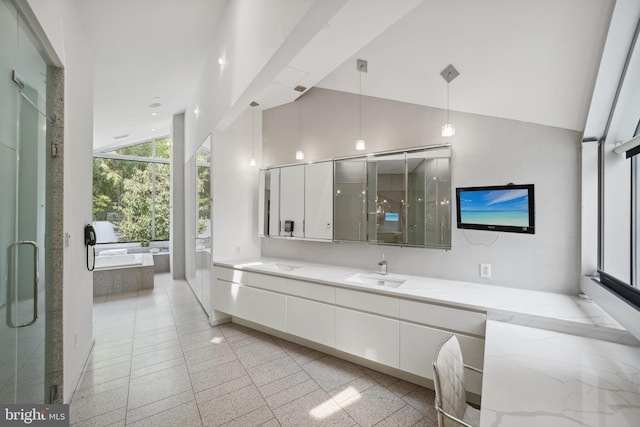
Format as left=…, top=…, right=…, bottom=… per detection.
left=214, top=259, right=486, bottom=394
left=212, top=257, right=640, bottom=425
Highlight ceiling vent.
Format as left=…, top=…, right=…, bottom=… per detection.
left=294, top=85, right=307, bottom=92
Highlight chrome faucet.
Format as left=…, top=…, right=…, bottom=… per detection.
left=378, top=254, right=388, bottom=275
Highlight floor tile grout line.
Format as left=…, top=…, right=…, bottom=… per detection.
left=79, top=275, right=437, bottom=427
left=68, top=319, right=131, bottom=426
left=255, top=338, right=360, bottom=419
left=254, top=369, right=311, bottom=399
left=164, top=280, right=208, bottom=427
left=125, top=390, right=197, bottom=426
left=121, top=289, right=145, bottom=427
left=373, top=403, right=422, bottom=427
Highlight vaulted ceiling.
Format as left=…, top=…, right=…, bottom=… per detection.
left=78, top=0, right=615, bottom=150
left=75, top=0, right=228, bottom=149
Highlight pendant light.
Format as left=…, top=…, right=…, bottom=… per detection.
left=249, top=101, right=258, bottom=167
left=295, top=98, right=304, bottom=160
left=356, top=59, right=367, bottom=151
left=440, top=64, right=459, bottom=137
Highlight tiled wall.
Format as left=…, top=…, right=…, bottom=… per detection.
left=93, top=265, right=155, bottom=297
left=45, top=65, right=64, bottom=404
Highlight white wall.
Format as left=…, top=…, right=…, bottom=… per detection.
left=262, top=88, right=581, bottom=295
left=27, top=0, right=94, bottom=403
left=212, top=108, right=262, bottom=261
left=184, top=0, right=315, bottom=159
left=183, top=0, right=319, bottom=322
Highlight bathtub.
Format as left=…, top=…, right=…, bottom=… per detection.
left=94, top=253, right=144, bottom=270
left=93, top=253, right=155, bottom=296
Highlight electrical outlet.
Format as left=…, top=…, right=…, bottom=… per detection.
left=480, top=263, right=492, bottom=279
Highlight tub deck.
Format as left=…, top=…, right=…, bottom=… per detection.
left=93, top=253, right=155, bottom=296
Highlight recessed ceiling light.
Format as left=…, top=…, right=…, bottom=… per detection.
left=218, top=57, right=225, bottom=65
left=151, top=128, right=155, bottom=131
left=149, top=102, right=161, bottom=108
left=151, top=112, right=157, bottom=116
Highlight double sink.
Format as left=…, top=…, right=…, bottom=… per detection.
left=256, top=262, right=406, bottom=289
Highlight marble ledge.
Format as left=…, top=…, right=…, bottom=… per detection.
left=481, top=320, right=640, bottom=427
left=214, top=256, right=638, bottom=345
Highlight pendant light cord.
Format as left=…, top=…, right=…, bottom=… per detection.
left=359, top=68, right=362, bottom=139
left=298, top=99, right=302, bottom=151
left=251, top=106, right=255, bottom=158
left=446, top=82, right=450, bottom=123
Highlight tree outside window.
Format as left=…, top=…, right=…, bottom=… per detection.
left=92, top=137, right=171, bottom=243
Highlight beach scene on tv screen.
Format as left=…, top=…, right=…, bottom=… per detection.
left=459, top=189, right=529, bottom=226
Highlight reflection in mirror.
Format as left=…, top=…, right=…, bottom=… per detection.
left=259, top=169, right=272, bottom=236
left=334, top=158, right=368, bottom=241
left=189, top=135, right=211, bottom=313
left=334, top=146, right=451, bottom=249
left=407, top=149, right=451, bottom=248
left=370, top=153, right=406, bottom=244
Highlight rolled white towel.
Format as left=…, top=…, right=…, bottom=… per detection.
left=99, top=249, right=128, bottom=256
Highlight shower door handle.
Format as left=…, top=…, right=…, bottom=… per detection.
left=6, top=241, right=39, bottom=328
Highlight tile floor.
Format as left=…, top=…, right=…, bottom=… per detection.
left=70, top=273, right=438, bottom=426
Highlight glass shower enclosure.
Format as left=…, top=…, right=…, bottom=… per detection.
left=0, top=0, right=49, bottom=403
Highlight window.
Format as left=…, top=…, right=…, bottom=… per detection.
left=93, top=137, right=171, bottom=243
left=595, top=120, right=640, bottom=308
left=631, top=120, right=640, bottom=288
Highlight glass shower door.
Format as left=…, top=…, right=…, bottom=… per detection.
left=0, top=0, right=48, bottom=403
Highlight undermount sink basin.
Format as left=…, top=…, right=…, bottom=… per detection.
left=261, top=262, right=302, bottom=272
left=346, top=273, right=405, bottom=288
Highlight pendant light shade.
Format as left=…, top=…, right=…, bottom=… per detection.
left=441, top=123, right=455, bottom=137
left=440, top=64, right=459, bottom=138
left=356, top=59, right=367, bottom=151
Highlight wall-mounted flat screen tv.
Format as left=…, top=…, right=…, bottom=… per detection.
left=384, top=212, right=399, bottom=222
left=456, top=184, right=535, bottom=234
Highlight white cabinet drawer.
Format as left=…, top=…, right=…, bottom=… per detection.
left=215, top=266, right=248, bottom=285
left=287, top=297, right=335, bottom=347
left=335, top=288, right=399, bottom=317
left=246, top=287, right=287, bottom=332
left=286, top=279, right=335, bottom=303
left=399, top=322, right=484, bottom=395
left=248, top=272, right=287, bottom=293
left=335, top=307, right=399, bottom=368
left=213, top=279, right=249, bottom=318
left=399, top=299, right=486, bottom=337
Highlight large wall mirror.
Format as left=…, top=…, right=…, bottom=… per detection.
left=186, top=135, right=211, bottom=314
left=335, top=146, right=451, bottom=249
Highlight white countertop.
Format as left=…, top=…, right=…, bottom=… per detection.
left=481, top=320, right=640, bottom=427
left=215, top=257, right=640, bottom=426
left=214, top=257, right=634, bottom=344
